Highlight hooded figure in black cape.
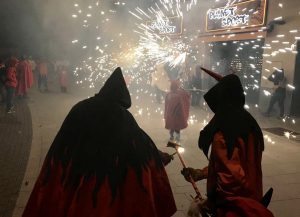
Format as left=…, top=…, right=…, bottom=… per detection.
left=23, top=67, right=177, bottom=217
left=181, top=69, right=274, bottom=217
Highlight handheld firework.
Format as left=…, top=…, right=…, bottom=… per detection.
left=167, top=140, right=211, bottom=217
left=167, top=140, right=202, bottom=199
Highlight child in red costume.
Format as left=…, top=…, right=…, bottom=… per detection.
left=164, top=80, right=190, bottom=142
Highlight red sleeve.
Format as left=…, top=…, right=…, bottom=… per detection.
left=208, top=132, right=263, bottom=201
left=201, top=166, right=208, bottom=178
left=6, top=68, right=17, bottom=87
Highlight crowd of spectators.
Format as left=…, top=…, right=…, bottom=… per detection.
left=0, top=55, right=69, bottom=114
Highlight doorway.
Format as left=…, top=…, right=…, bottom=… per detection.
left=290, top=41, right=300, bottom=117
left=209, top=39, right=264, bottom=104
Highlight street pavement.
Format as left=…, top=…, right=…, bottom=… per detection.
left=0, top=99, right=32, bottom=217
left=1, top=84, right=299, bottom=217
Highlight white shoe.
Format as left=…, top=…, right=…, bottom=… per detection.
left=7, top=109, right=15, bottom=114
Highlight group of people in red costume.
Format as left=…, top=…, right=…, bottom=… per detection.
left=0, top=56, right=34, bottom=113
left=0, top=56, right=69, bottom=113
left=22, top=66, right=275, bottom=217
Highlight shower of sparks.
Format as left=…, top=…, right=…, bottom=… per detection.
left=178, top=147, right=185, bottom=153
left=70, top=0, right=299, bottom=144
left=264, top=135, right=275, bottom=144
left=71, top=0, right=199, bottom=90
left=283, top=131, right=297, bottom=140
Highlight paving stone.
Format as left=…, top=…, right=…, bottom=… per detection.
left=7, top=86, right=300, bottom=217
left=0, top=99, right=32, bottom=217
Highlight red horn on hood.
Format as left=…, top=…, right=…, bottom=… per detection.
left=200, top=67, right=223, bottom=81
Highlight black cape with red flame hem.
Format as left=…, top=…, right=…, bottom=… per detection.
left=198, top=74, right=274, bottom=217
left=22, top=67, right=176, bottom=217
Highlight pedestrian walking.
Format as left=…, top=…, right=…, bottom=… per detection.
left=265, top=68, right=287, bottom=118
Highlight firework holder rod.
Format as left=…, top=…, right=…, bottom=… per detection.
left=167, top=141, right=203, bottom=200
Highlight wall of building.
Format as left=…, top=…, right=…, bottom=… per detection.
left=290, top=41, right=300, bottom=116
left=191, top=0, right=300, bottom=116
left=259, top=0, right=300, bottom=115
left=172, top=0, right=300, bottom=116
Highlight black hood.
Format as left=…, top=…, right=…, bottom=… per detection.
left=96, top=67, right=131, bottom=109
left=44, top=67, right=163, bottom=207
left=199, top=74, right=263, bottom=159
left=204, top=74, right=245, bottom=113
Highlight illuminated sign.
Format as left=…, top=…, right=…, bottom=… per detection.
left=147, top=16, right=183, bottom=35
left=209, top=7, right=250, bottom=27
left=206, top=0, right=267, bottom=32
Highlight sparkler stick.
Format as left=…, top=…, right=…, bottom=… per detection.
left=167, top=141, right=212, bottom=217
left=167, top=140, right=203, bottom=199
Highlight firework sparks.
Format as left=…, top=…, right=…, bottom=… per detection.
left=69, top=0, right=299, bottom=146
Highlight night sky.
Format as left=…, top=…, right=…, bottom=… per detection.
left=0, top=0, right=42, bottom=52
left=0, top=0, right=73, bottom=58
left=0, top=0, right=253, bottom=58
left=0, top=0, right=155, bottom=58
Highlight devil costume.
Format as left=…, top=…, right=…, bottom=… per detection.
left=183, top=68, right=274, bottom=217
left=164, top=80, right=190, bottom=141
left=23, top=67, right=176, bottom=217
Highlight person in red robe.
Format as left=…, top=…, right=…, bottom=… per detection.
left=16, top=56, right=34, bottom=98
left=5, top=57, right=18, bottom=113
left=37, top=60, right=48, bottom=92
left=181, top=69, right=274, bottom=217
left=58, top=65, right=68, bottom=93
left=22, top=67, right=176, bottom=217
left=164, top=80, right=191, bottom=142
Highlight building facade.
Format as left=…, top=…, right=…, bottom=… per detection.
left=191, top=0, right=300, bottom=116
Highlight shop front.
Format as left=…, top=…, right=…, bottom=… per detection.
left=194, top=0, right=267, bottom=104
left=195, top=0, right=300, bottom=116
